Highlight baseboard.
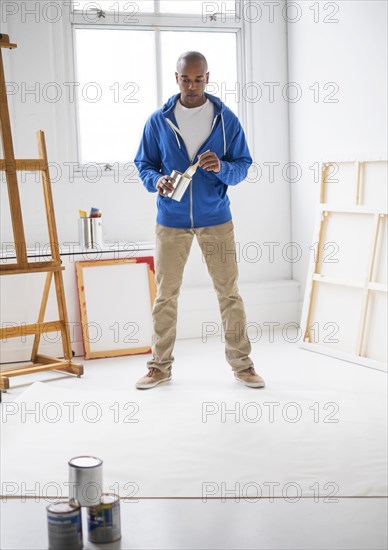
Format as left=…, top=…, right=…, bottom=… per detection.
left=0, top=280, right=301, bottom=363
left=176, top=280, right=301, bottom=339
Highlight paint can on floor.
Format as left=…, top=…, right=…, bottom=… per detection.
left=68, top=455, right=103, bottom=507
left=87, top=493, right=121, bottom=543
left=46, top=500, right=83, bottom=549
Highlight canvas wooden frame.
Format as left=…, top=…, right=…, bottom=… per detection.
left=75, top=257, right=156, bottom=359
left=300, top=160, right=387, bottom=372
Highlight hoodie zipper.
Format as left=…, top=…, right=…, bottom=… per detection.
left=166, top=114, right=221, bottom=229
left=189, top=152, right=198, bottom=229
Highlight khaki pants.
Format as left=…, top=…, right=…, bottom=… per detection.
left=147, top=221, right=253, bottom=373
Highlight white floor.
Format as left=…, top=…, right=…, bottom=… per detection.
left=1, top=334, right=387, bottom=549
left=1, top=497, right=387, bottom=549
left=2, top=332, right=386, bottom=398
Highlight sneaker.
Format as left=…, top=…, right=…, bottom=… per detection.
left=234, top=367, right=265, bottom=388
left=135, top=367, right=172, bottom=390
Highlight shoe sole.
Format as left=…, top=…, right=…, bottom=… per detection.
left=234, top=376, right=265, bottom=388
left=136, top=376, right=172, bottom=390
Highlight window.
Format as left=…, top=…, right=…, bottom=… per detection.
left=71, top=1, right=243, bottom=165
left=159, top=0, right=236, bottom=14
left=73, top=1, right=237, bottom=15
left=74, top=28, right=157, bottom=164
left=160, top=31, right=238, bottom=112
left=74, top=1, right=154, bottom=13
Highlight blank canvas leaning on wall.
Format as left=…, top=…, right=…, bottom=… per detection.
left=300, top=160, right=388, bottom=371
left=75, top=257, right=156, bottom=359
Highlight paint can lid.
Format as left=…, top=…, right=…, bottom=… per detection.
left=100, top=493, right=119, bottom=505
left=47, top=500, right=80, bottom=514
left=68, top=455, right=103, bottom=468
left=170, top=170, right=182, bottom=179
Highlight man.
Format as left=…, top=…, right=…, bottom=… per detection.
left=134, top=51, right=265, bottom=390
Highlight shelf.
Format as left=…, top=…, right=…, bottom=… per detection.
left=0, top=241, right=155, bottom=261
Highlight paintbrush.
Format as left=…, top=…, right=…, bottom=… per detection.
left=182, top=159, right=200, bottom=179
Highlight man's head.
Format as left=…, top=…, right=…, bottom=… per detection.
left=175, top=51, right=209, bottom=108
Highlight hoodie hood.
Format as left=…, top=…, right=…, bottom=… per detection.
left=162, top=93, right=226, bottom=156
left=161, top=92, right=224, bottom=118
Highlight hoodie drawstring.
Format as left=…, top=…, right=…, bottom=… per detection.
left=165, top=118, right=182, bottom=149
left=221, top=113, right=227, bottom=156
left=166, top=110, right=226, bottom=156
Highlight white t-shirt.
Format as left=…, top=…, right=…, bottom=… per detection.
left=174, top=98, right=214, bottom=161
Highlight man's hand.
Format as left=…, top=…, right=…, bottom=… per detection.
left=198, top=150, right=221, bottom=173
left=156, top=175, right=176, bottom=196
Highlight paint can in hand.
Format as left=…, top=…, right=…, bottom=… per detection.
left=87, top=493, right=121, bottom=543
left=68, top=455, right=103, bottom=507
left=165, top=169, right=192, bottom=202
left=47, top=500, right=83, bottom=550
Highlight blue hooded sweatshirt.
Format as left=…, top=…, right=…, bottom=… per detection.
left=134, top=92, right=252, bottom=229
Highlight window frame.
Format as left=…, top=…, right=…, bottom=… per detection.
left=67, top=1, right=251, bottom=174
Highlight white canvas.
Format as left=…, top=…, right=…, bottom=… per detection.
left=79, top=262, right=153, bottom=353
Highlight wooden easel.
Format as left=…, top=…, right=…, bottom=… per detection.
left=0, top=34, right=83, bottom=396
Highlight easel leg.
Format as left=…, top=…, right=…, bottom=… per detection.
left=53, top=269, right=73, bottom=361
left=31, top=271, right=53, bottom=363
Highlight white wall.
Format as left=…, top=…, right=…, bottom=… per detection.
left=287, top=0, right=388, bottom=304
left=1, top=1, right=300, bottom=355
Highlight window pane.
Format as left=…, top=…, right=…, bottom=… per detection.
left=159, top=0, right=236, bottom=15
left=73, top=1, right=154, bottom=13
left=160, top=32, right=238, bottom=115
left=74, top=29, right=157, bottom=163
